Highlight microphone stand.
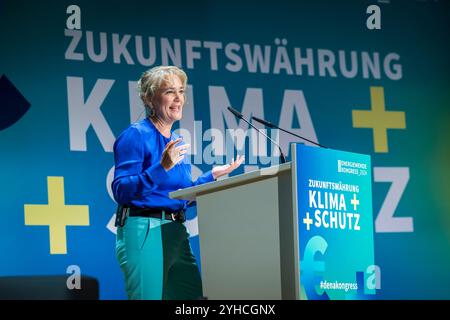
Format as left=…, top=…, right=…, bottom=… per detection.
left=251, top=116, right=328, bottom=149
left=227, top=107, right=286, bottom=164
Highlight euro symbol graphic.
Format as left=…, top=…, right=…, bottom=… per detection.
left=300, top=235, right=330, bottom=300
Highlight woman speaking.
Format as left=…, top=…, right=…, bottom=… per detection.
left=112, top=66, right=244, bottom=300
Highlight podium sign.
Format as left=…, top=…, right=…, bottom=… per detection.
left=292, top=144, right=376, bottom=300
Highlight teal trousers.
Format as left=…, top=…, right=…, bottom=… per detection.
left=116, top=216, right=203, bottom=300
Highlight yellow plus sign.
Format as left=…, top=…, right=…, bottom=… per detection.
left=303, top=211, right=313, bottom=231
left=352, top=86, right=406, bottom=153
left=24, top=177, right=89, bottom=254
left=350, top=194, right=360, bottom=211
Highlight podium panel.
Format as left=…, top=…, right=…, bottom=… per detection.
left=292, top=144, right=375, bottom=300
left=170, top=143, right=375, bottom=300
left=197, top=177, right=281, bottom=299
left=171, top=164, right=297, bottom=300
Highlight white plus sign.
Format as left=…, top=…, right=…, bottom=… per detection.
left=351, top=193, right=360, bottom=211
left=303, top=212, right=313, bottom=231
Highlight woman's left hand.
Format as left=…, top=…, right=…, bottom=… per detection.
left=212, top=155, right=245, bottom=180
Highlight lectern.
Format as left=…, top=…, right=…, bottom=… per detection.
left=170, top=144, right=375, bottom=300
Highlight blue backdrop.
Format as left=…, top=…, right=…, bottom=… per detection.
left=0, top=0, right=449, bottom=299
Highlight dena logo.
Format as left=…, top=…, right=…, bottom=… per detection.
left=66, top=265, right=81, bottom=290
left=366, top=5, right=381, bottom=30
left=66, top=5, right=81, bottom=30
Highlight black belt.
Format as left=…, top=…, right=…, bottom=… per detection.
left=128, top=207, right=186, bottom=222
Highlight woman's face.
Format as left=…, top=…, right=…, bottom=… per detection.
left=151, top=75, right=185, bottom=124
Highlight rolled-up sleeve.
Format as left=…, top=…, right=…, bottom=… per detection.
left=112, top=127, right=169, bottom=204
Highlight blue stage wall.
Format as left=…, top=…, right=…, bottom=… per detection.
left=0, top=0, right=449, bottom=299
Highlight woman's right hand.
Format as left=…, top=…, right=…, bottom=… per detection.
left=160, top=138, right=190, bottom=171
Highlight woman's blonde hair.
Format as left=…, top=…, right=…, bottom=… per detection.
left=137, top=65, right=188, bottom=108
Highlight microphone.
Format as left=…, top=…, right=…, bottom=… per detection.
left=251, top=115, right=328, bottom=149
left=227, top=106, right=286, bottom=164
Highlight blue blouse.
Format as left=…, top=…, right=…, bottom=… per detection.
left=112, top=118, right=214, bottom=211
